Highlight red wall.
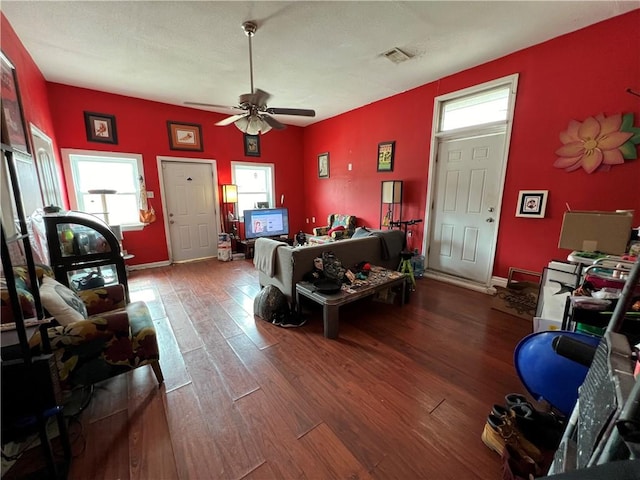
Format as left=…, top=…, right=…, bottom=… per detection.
left=3, top=10, right=639, bottom=276
left=45, top=84, right=305, bottom=265
left=0, top=14, right=66, bottom=205
left=303, top=10, right=640, bottom=278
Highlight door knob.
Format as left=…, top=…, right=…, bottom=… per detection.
left=170, top=220, right=175, bottom=224
left=486, top=218, right=495, bottom=223
left=488, top=207, right=495, bottom=213
left=169, top=213, right=174, bottom=217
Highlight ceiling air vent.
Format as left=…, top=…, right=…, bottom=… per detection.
left=383, top=47, right=412, bottom=64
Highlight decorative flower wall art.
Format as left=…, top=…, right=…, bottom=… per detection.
left=554, top=113, right=639, bottom=173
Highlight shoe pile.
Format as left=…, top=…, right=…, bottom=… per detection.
left=481, top=393, right=565, bottom=479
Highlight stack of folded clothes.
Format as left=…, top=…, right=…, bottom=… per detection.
left=481, top=393, right=566, bottom=479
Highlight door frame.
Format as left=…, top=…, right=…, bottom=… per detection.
left=421, top=73, right=519, bottom=292
left=157, top=156, right=220, bottom=263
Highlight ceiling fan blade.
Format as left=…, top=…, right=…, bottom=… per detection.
left=251, top=88, right=271, bottom=107
left=262, top=114, right=286, bottom=130
left=215, top=113, right=247, bottom=126
left=184, top=101, right=242, bottom=110
left=266, top=107, right=316, bottom=117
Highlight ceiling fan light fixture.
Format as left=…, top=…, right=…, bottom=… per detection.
left=234, top=114, right=272, bottom=135
left=247, top=115, right=263, bottom=135
left=258, top=116, right=272, bottom=134
left=234, top=116, right=249, bottom=133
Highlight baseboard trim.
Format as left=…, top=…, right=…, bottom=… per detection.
left=491, top=276, right=508, bottom=289
left=127, top=260, right=171, bottom=271
left=423, top=270, right=498, bottom=294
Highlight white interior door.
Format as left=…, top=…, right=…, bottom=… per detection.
left=428, top=133, right=505, bottom=283
left=161, top=160, right=218, bottom=262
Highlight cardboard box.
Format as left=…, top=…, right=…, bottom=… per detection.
left=558, top=211, right=633, bottom=254
left=217, top=233, right=233, bottom=262
left=533, top=317, right=562, bottom=333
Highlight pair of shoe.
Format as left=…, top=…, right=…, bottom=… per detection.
left=482, top=411, right=545, bottom=480
left=271, top=311, right=308, bottom=328
left=502, top=394, right=565, bottom=450
left=481, top=411, right=543, bottom=463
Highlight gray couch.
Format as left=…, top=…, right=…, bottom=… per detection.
left=254, top=229, right=405, bottom=307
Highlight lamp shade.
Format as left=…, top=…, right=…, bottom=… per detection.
left=222, top=184, right=238, bottom=203
left=234, top=114, right=272, bottom=135
left=381, top=180, right=402, bottom=204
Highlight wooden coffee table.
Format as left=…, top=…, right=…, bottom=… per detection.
left=295, top=266, right=406, bottom=339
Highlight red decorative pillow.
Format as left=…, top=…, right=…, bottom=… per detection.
left=327, top=225, right=346, bottom=236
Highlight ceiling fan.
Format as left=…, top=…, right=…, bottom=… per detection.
left=185, top=21, right=315, bottom=135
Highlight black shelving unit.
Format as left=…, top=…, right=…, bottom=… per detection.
left=1, top=143, right=71, bottom=478
left=43, top=210, right=130, bottom=303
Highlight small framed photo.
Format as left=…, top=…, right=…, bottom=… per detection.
left=515, top=190, right=548, bottom=218
left=244, top=134, right=260, bottom=157
left=377, top=141, right=395, bottom=172
left=84, top=111, right=118, bottom=144
left=167, top=121, right=203, bottom=151
left=318, top=152, right=330, bottom=178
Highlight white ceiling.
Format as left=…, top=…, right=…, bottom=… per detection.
left=2, top=1, right=638, bottom=127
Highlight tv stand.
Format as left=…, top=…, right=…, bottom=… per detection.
left=239, top=236, right=293, bottom=259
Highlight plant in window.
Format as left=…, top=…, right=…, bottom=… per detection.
left=553, top=113, right=639, bottom=173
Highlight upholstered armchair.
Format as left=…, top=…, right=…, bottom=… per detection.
left=312, top=214, right=357, bottom=240
left=2, top=265, right=163, bottom=392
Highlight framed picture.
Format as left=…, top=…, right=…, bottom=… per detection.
left=167, top=121, right=203, bottom=151
left=84, top=111, right=118, bottom=144
left=318, top=152, right=330, bottom=178
left=244, top=134, right=260, bottom=157
left=515, top=190, right=548, bottom=218
left=377, top=141, right=395, bottom=172
left=1, top=52, right=30, bottom=153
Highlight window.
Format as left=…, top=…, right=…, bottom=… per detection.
left=440, top=86, right=510, bottom=132
left=231, top=162, right=274, bottom=219
left=61, top=149, right=144, bottom=228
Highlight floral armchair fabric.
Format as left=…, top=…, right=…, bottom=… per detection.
left=1, top=264, right=52, bottom=323
left=312, top=214, right=357, bottom=240
left=2, top=265, right=162, bottom=391
left=30, top=299, right=162, bottom=391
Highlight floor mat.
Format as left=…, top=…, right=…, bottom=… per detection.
left=492, top=283, right=539, bottom=321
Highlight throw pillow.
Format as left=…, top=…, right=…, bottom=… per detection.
left=327, top=225, right=346, bottom=236
left=39, top=276, right=88, bottom=326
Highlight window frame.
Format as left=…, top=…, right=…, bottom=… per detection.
left=231, top=161, right=275, bottom=221
left=60, top=148, right=145, bottom=230
left=438, top=84, right=511, bottom=134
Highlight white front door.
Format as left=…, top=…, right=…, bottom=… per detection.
left=161, top=160, right=218, bottom=262
left=428, top=133, right=505, bottom=283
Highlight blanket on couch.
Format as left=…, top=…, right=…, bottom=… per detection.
left=372, top=229, right=406, bottom=260
left=353, top=227, right=405, bottom=260
left=253, top=238, right=286, bottom=277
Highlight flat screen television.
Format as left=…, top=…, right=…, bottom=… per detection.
left=244, top=207, right=289, bottom=240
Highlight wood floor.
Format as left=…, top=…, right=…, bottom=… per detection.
left=62, top=258, right=532, bottom=479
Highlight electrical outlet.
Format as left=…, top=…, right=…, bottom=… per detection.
left=147, top=191, right=154, bottom=198
left=408, top=231, right=413, bottom=237
left=348, top=163, right=352, bottom=171
left=306, top=218, right=309, bottom=223
left=312, top=216, right=315, bottom=223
